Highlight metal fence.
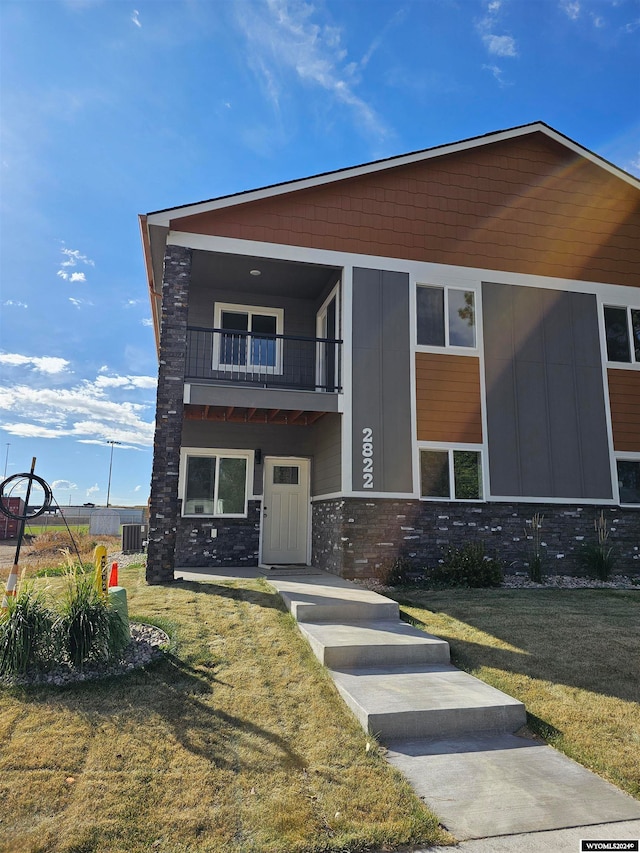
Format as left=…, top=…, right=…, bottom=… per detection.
left=186, top=327, right=342, bottom=392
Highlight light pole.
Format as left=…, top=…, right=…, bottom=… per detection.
left=106, top=440, right=121, bottom=507
left=3, top=444, right=9, bottom=478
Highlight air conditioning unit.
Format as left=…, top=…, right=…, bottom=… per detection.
left=122, top=524, right=146, bottom=553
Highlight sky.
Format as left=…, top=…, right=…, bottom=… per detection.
left=0, top=0, right=639, bottom=508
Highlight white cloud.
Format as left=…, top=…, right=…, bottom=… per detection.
left=236, top=0, right=388, bottom=140
left=0, top=353, right=70, bottom=374
left=561, top=0, right=581, bottom=20
left=133, top=484, right=142, bottom=492
left=477, top=0, right=518, bottom=61
left=483, top=64, right=507, bottom=85
left=142, top=317, right=154, bottom=327
left=0, top=369, right=156, bottom=448
left=60, top=248, right=95, bottom=268
left=52, top=479, right=77, bottom=491
left=86, top=484, right=100, bottom=498
left=131, top=8, right=142, bottom=27
left=57, top=246, right=95, bottom=284
left=3, top=300, right=28, bottom=308
left=483, top=34, right=517, bottom=56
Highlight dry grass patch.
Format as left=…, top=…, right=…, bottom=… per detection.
left=0, top=565, right=451, bottom=853
left=0, top=530, right=121, bottom=581
left=393, top=587, right=640, bottom=799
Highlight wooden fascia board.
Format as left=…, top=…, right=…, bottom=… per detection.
left=139, top=214, right=161, bottom=356
left=144, top=123, right=640, bottom=228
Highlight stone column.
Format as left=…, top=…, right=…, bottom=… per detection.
left=146, top=244, right=191, bottom=584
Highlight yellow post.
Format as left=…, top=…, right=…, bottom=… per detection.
left=93, top=545, right=108, bottom=598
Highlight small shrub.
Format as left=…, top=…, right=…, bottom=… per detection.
left=55, top=573, right=128, bottom=670
left=0, top=585, right=55, bottom=677
left=377, top=557, right=416, bottom=586
left=579, top=511, right=616, bottom=581
left=525, top=513, right=545, bottom=583
left=429, top=542, right=503, bottom=588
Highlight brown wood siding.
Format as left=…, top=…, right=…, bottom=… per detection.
left=416, top=352, right=482, bottom=443
left=608, top=368, right=640, bottom=451
left=172, top=132, right=640, bottom=288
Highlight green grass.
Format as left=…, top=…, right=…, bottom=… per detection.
left=392, top=587, right=640, bottom=799
left=0, top=565, right=451, bottom=853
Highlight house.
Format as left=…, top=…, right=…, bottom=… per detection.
left=140, top=122, right=640, bottom=584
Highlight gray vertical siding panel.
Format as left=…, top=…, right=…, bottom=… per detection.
left=485, top=359, right=521, bottom=496
left=575, top=366, right=613, bottom=499
left=381, top=271, right=413, bottom=492
left=546, top=363, right=583, bottom=497
left=311, top=413, right=342, bottom=496
left=483, top=283, right=612, bottom=500
left=515, top=359, right=552, bottom=495
left=352, top=269, right=383, bottom=491
left=352, top=268, right=412, bottom=493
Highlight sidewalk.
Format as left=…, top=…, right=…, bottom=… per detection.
left=179, top=566, right=640, bottom=849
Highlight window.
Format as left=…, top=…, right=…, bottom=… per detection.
left=214, top=303, right=284, bottom=373
left=420, top=449, right=483, bottom=500
left=604, top=305, right=640, bottom=364
left=417, top=285, right=476, bottom=349
left=181, top=450, right=250, bottom=516
left=617, top=460, right=640, bottom=504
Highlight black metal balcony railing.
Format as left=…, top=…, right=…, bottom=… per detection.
left=186, top=327, right=342, bottom=392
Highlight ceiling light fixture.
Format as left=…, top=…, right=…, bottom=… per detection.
left=249, top=269, right=261, bottom=276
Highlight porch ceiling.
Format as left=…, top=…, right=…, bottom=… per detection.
left=184, top=403, right=326, bottom=426
left=191, top=250, right=339, bottom=299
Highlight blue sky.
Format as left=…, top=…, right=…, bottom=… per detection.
left=1, top=0, right=638, bottom=507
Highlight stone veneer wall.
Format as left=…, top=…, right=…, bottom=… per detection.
left=312, top=498, right=640, bottom=578
left=146, top=245, right=192, bottom=584
left=175, top=502, right=261, bottom=567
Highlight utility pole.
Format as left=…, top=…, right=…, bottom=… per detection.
left=106, top=440, right=121, bottom=507
left=3, top=444, right=9, bottom=478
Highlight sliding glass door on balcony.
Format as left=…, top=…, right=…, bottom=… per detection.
left=215, top=306, right=283, bottom=375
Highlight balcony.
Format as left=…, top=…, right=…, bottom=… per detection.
left=186, top=326, right=342, bottom=393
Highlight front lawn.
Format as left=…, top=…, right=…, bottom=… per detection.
left=0, top=565, right=450, bottom=853
left=392, top=587, right=640, bottom=799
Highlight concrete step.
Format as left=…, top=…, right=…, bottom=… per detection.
left=385, top=733, right=640, bottom=841
left=269, top=575, right=399, bottom=623
left=330, top=664, right=526, bottom=741
left=298, top=620, right=450, bottom=668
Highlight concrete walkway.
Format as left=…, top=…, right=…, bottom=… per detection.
left=179, top=566, right=640, bottom=848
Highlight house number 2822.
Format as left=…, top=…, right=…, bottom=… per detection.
left=362, top=427, right=374, bottom=489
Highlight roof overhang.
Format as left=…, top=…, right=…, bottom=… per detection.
left=144, top=122, right=640, bottom=227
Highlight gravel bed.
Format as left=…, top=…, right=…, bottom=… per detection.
left=1, top=622, right=169, bottom=688
left=354, top=574, right=640, bottom=593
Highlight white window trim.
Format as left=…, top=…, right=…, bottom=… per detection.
left=418, top=443, right=484, bottom=502
left=614, top=452, right=640, bottom=506
left=179, top=447, right=254, bottom=518
left=416, top=283, right=479, bottom=354
left=213, top=302, right=285, bottom=374
left=315, top=282, right=341, bottom=391
left=603, top=303, right=640, bottom=368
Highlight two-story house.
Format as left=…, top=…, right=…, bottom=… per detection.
left=141, top=122, right=640, bottom=584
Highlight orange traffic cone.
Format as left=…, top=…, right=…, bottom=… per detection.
left=109, top=562, right=118, bottom=588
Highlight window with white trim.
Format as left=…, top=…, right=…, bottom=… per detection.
left=417, top=285, right=476, bottom=349
left=604, top=305, right=640, bottom=364
left=420, top=448, right=483, bottom=500
left=214, top=303, right=284, bottom=373
left=181, top=450, right=251, bottom=517
left=617, top=459, right=640, bottom=504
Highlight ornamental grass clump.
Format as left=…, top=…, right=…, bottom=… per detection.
left=0, top=584, right=55, bottom=677
left=55, top=572, right=129, bottom=670
left=525, top=512, right=545, bottom=583
left=580, top=511, right=616, bottom=582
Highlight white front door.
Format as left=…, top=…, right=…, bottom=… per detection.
left=262, top=458, right=310, bottom=565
